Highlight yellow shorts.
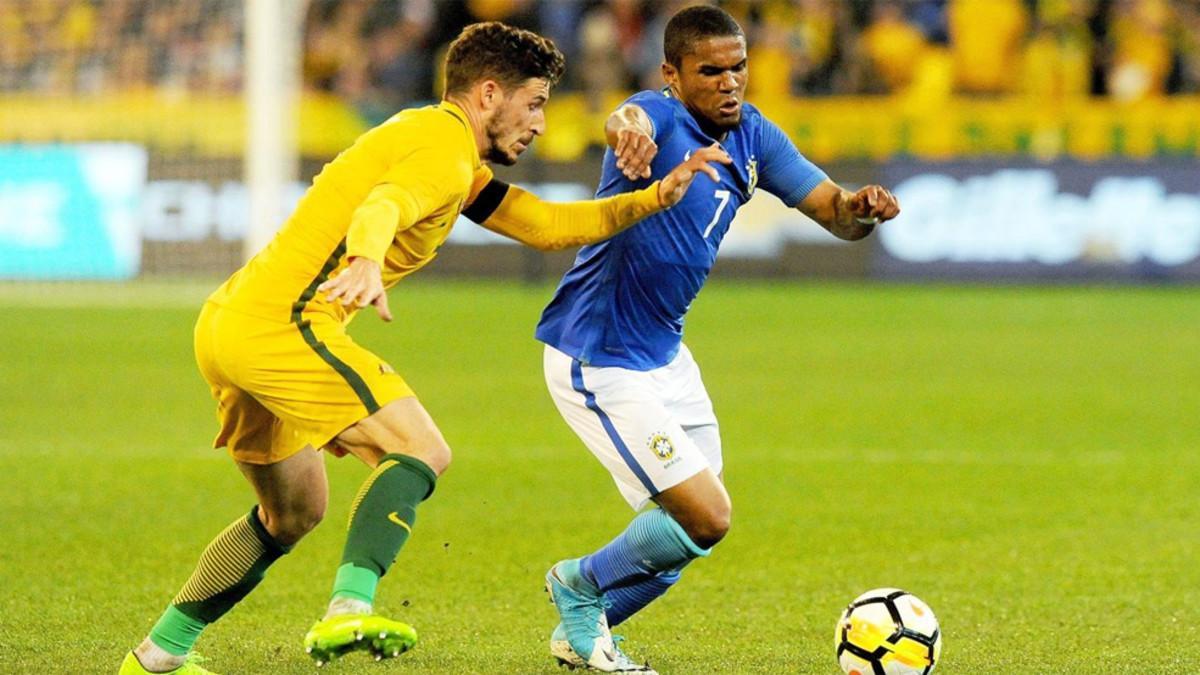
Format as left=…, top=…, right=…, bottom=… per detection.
left=193, top=301, right=415, bottom=465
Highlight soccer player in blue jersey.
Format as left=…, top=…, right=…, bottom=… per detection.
left=533, top=6, right=901, bottom=672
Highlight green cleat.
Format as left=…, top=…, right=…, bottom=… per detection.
left=119, top=651, right=217, bottom=674
left=302, top=614, right=417, bottom=666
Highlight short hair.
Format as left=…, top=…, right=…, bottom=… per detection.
left=663, top=5, right=744, bottom=66
left=443, top=22, right=565, bottom=96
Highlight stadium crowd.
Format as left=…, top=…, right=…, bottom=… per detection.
left=2, top=0, right=1199, bottom=115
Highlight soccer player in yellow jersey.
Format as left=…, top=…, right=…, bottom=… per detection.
left=119, top=22, right=730, bottom=675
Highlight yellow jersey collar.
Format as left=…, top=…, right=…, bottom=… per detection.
left=437, top=99, right=480, bottom=168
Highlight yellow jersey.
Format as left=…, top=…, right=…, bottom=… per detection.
left=207, top=100, right=491, bottom=324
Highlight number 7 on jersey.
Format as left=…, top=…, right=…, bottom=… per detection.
left=703, top=189, right=731, bottom=238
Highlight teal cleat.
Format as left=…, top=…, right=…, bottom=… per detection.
left=550, top=624, right=658, bottom=674
left=545, top=559, right=625, bottom=672
left=302, top=614, right=417, bottom=666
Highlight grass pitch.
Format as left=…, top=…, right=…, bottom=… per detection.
left=0, top=279, right=1196, bottom=674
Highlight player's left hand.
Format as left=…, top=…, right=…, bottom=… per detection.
left=318, top=257, right=394, bottom=321
left=847, top=185, right=901, bottom=223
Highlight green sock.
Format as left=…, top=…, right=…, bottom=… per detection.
left=148, top=606, right=206, bottom=657
left=150, top=506, right=290, bottom=655
left=332, top=454, right=436, bottom=604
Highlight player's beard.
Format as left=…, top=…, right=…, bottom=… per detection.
left=690, top=108, right=740, bottom=141
left=485, top=117, right=519, bottom=166
left=712, top=111, right=741, bottom=130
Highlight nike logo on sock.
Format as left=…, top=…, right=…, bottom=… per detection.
left=387, top=512, right=412, bottom=532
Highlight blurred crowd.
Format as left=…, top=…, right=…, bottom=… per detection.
left=0, top=0, right=242, bottom=94
left=3, top=0, right=1200, bottom=114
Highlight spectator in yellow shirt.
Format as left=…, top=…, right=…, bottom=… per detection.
left=861, top=0, right=929, bottom=92
left=1022, top=0, right=1096, bottom=100
left=948, top=0, right=1030, bottom=94
left=1107, top=0, right=1174, bottom=101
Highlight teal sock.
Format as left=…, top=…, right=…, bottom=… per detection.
left=604, top=567, right=684, bottom=626
left=332, top=454, right=436, bottom=603
left=150, top=507, right=289, bottom=655
left=579, top=509, right=709, bottom=592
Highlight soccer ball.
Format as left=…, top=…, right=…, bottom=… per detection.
left=834, top=588, right=942, bottom=675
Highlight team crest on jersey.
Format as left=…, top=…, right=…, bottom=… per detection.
left=648, top=432, right=675, bottom=461
left=745, top=156, right=758, bottom=197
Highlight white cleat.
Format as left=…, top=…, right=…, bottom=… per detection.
left=550, top=624, right=658, bottom=674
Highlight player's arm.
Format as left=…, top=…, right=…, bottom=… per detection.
left=464, top=145, right=731, bottom=251
left=606, top=103, right=658, bottom=180
left=755, top=117, right=900, bottom=241
left=796, top=180, right=901, bottom=241
left=319, top=150, right=451, bottom=320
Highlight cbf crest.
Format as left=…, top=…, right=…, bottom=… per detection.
left=647, top=432, right=675, bottom=461
left=745, top=155, right=758, bottom=198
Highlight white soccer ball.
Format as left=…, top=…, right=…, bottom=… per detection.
left=834, top=588, right=942, bottom=675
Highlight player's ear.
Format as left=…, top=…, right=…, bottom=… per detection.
left=661, top=61, right=678, bottom=87
left=479, top=80, right=503, bottom=112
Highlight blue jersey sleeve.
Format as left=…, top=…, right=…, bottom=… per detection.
left=624, top=90, right=677, bottom=143
left=757, top=116, right=828, bottom=207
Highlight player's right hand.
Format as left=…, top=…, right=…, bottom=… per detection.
left=317, top=256, right=393, bottom=321
left=614, top=126, right=658, bottom=181
left=657, top=143, right=732, bottom=207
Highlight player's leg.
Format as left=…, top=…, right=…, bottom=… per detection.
left=597, top=460, right=728, bottom=627
left=325, top=395, right=449, bottom=614
left=550, top=342, right=728, bottom=593
left=579, top=468, right=728, bottom=616
left=124, top=306, right=327, bottom=674
left=543, top=478, right=721, bottom=673
left=303, top=396, right=449, bottom=664
left=601, top=424, right=721, bottom=627
left=211, top=308, right=437, bottom=663
left=128, top=447, right=326, bottom=674
left=542, top=346, right=717, bottom=671
left=597, top=345, right=720, bottom=624
left=238, top=445, right=330, bottom=545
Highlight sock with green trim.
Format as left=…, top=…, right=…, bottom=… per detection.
left=331, top=454, right=437, bottom=606
left=149, top=506, right=290, bottom=656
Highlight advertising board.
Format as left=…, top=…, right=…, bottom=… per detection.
left=878, top=162, right=1200, bottom=281
left=0, top=144, right=146, bottom=279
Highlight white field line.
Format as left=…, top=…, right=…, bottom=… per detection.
left=0, top=280, right=218, bottom=309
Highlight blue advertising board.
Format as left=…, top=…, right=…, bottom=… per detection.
left=0, top=144, right=147, bottom=279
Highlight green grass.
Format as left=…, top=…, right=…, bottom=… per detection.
left=0, top=279, right=1196, bottom=673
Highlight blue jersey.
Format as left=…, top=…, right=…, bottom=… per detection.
left=535, top=89, right=828, bottom=370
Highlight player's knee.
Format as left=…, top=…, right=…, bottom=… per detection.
left=418, top=440, right=452, bottom=476
left=682, top=503, right=732, bottom=549
left=354, top=421, right=452, bottom=476
left=263, top=500, right=326, bottom=546
left=694, top=511, right=732, bottom=549
left=276, top=510, right=324, bottom=546
left=299, top=500, right=327, bottom=533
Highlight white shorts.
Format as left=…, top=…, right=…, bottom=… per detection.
left=543, top=343, right=722, bottom=510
